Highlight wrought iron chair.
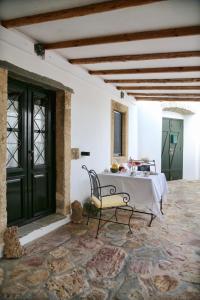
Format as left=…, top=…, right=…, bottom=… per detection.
left=82, top=165, right=134, bottom=238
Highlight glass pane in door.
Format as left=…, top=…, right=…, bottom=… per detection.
left=33, top=99, right=46, bottom=165
left=7, top=94, right=21, bottom=168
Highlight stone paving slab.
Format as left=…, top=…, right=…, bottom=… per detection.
left=0, top=180, right=200, bottom=300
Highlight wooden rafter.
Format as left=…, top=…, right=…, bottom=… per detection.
left=69, top=51, right=200, bottom=64
left=1, top=0, right=160, bottom=28
left=105, top=78, right=200, bottom=83
left=43, top=25, right=200, bottom=50
left=117, top=85, right=200, bottom=90
left=127, top=93, right=200, bottom=97
left=90, top=66, right=200, bottom=75
left=134, top=97, right=200, bottom=102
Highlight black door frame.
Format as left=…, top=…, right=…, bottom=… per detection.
left=161, top=117, right=184, bottom=181
left=7, top=77, right=56, bottom=226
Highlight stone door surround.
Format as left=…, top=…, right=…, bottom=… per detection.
left=111, top=100, right=128, bottom=164
left=0, top=65, right=73, bottom=252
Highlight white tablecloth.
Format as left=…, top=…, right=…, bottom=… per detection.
left=98, top=172, right=168, bottom=219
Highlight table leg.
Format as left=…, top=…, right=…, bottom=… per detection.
left=160, top=197, right=164, bottom=215
left=149, top=214, right=156, bottom=227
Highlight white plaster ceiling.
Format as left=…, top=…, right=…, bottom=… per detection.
left=84, top=57, right=200, bottom=70
left=0, top=0, right=200, bottom=93
left=1, top=0, right=200, bottom=42
left=0, top=0, right=110, bottom=19
left=57, top=36, right=200, bottom=59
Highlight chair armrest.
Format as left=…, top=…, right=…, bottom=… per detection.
left=102, top=192, right=130, bottom=204
left=99, top=185, right=117, bottom=194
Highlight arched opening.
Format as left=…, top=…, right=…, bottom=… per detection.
left=162, top=107, right=194, bottom=115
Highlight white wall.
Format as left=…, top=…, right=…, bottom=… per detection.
left=137, top=102, right=162, bottom=172
left=0, top=25, right=137, bottom=204
left=137, top=102, right=200, bottom=180
left=183, top=113, right=200, bottom=180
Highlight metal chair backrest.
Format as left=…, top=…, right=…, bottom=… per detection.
left=82, top=165, right=101, bottom=199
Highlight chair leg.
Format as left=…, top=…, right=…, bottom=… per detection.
left=86, top=203, right=92, bottom=225
left=114, top=207, right=118, bottom=221
left=96, top=209, right=102, bottom=238
left=149, top=214, right=156, bottom=227
left=86, top=215, right=90, bottom=225
left=128, top=206, right=134, bottom=233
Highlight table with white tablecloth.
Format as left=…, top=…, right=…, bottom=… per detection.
left=98, top=172, right=168, bottom=219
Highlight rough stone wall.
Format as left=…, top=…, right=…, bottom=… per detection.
left=0, top=68, right=8, bottom=248
left=56, top=90, right=71, bottom=215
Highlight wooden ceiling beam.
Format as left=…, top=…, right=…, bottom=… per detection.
left=105, top=78, right=200, bottom=83
left=127, top=93, right=200, bottom=97
left=43, top=25, right=200, bottom=50
left=90, top=66, right=200, bottom=75
left=117, top=85, right=200, bottom=90
left=1, top=0, right=160, bottom=28
left=69, top=51, right=200, bottom=64
left=134, top=97, right=200, bottom=102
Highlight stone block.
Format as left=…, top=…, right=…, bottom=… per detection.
left=71, top=200, right=83, bottom=223
left=3, top=226, right=25, bottom=258
left=71, top=148, right=80, bottom=160
left=0, top=68, right=8, bottom=250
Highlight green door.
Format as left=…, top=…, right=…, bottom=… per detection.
left=161, top=118, right=183, bottom=181
left=6, top=78, right=55, bottom=226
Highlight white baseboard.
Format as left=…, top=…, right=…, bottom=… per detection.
left=0, top=215, right=71, bottom=258
left=20, top=215, right=71, bottom=245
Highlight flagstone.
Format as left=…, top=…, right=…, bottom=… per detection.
left=115, top=276, right=147, bottom=300
left=0, top=180, right=199, bottom=299
left=81, top=288, right=108, bottom=300
left=152, top=274, right=179, bottom=292
left=87, top=246, right=127, bottom=279
left=134, top=246, right=167, bottom=261
left=128, top=259, right=153, bottom=276
left=49, top=246, right=69, bottom=258
left=46, top=269, right=89, bottom=300
left=48, top=257, right=73, bottom=274
left=180, top=271, right=200, bottom=284
left=29, top=289, right=49, bottom=300
left=158, top=260, right=173, bottom=270
left=22, top=256, right=44, bottom=267
left=25, top=269, right=49, bottom=286
left=10, top=264, right=29, bottom=280
left=166, top=248, right=186, bottom=261
left=123, top=240, right=143, bottom=249
left=77, top=235, right=104, bottom=249
left=1, top=282, right=28, bottom=299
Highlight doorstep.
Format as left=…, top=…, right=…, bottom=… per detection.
left=18, top=213, right=71, bottom=246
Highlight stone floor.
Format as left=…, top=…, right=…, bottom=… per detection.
left=0, top=180, right=200, bottom=300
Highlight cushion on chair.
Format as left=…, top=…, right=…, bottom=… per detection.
left=91, top=194, right=126, bottom=208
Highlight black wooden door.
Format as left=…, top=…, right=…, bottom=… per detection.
left=6, top=78, right=55, bottom=226
left=161, top=118, right=183, bottom=181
